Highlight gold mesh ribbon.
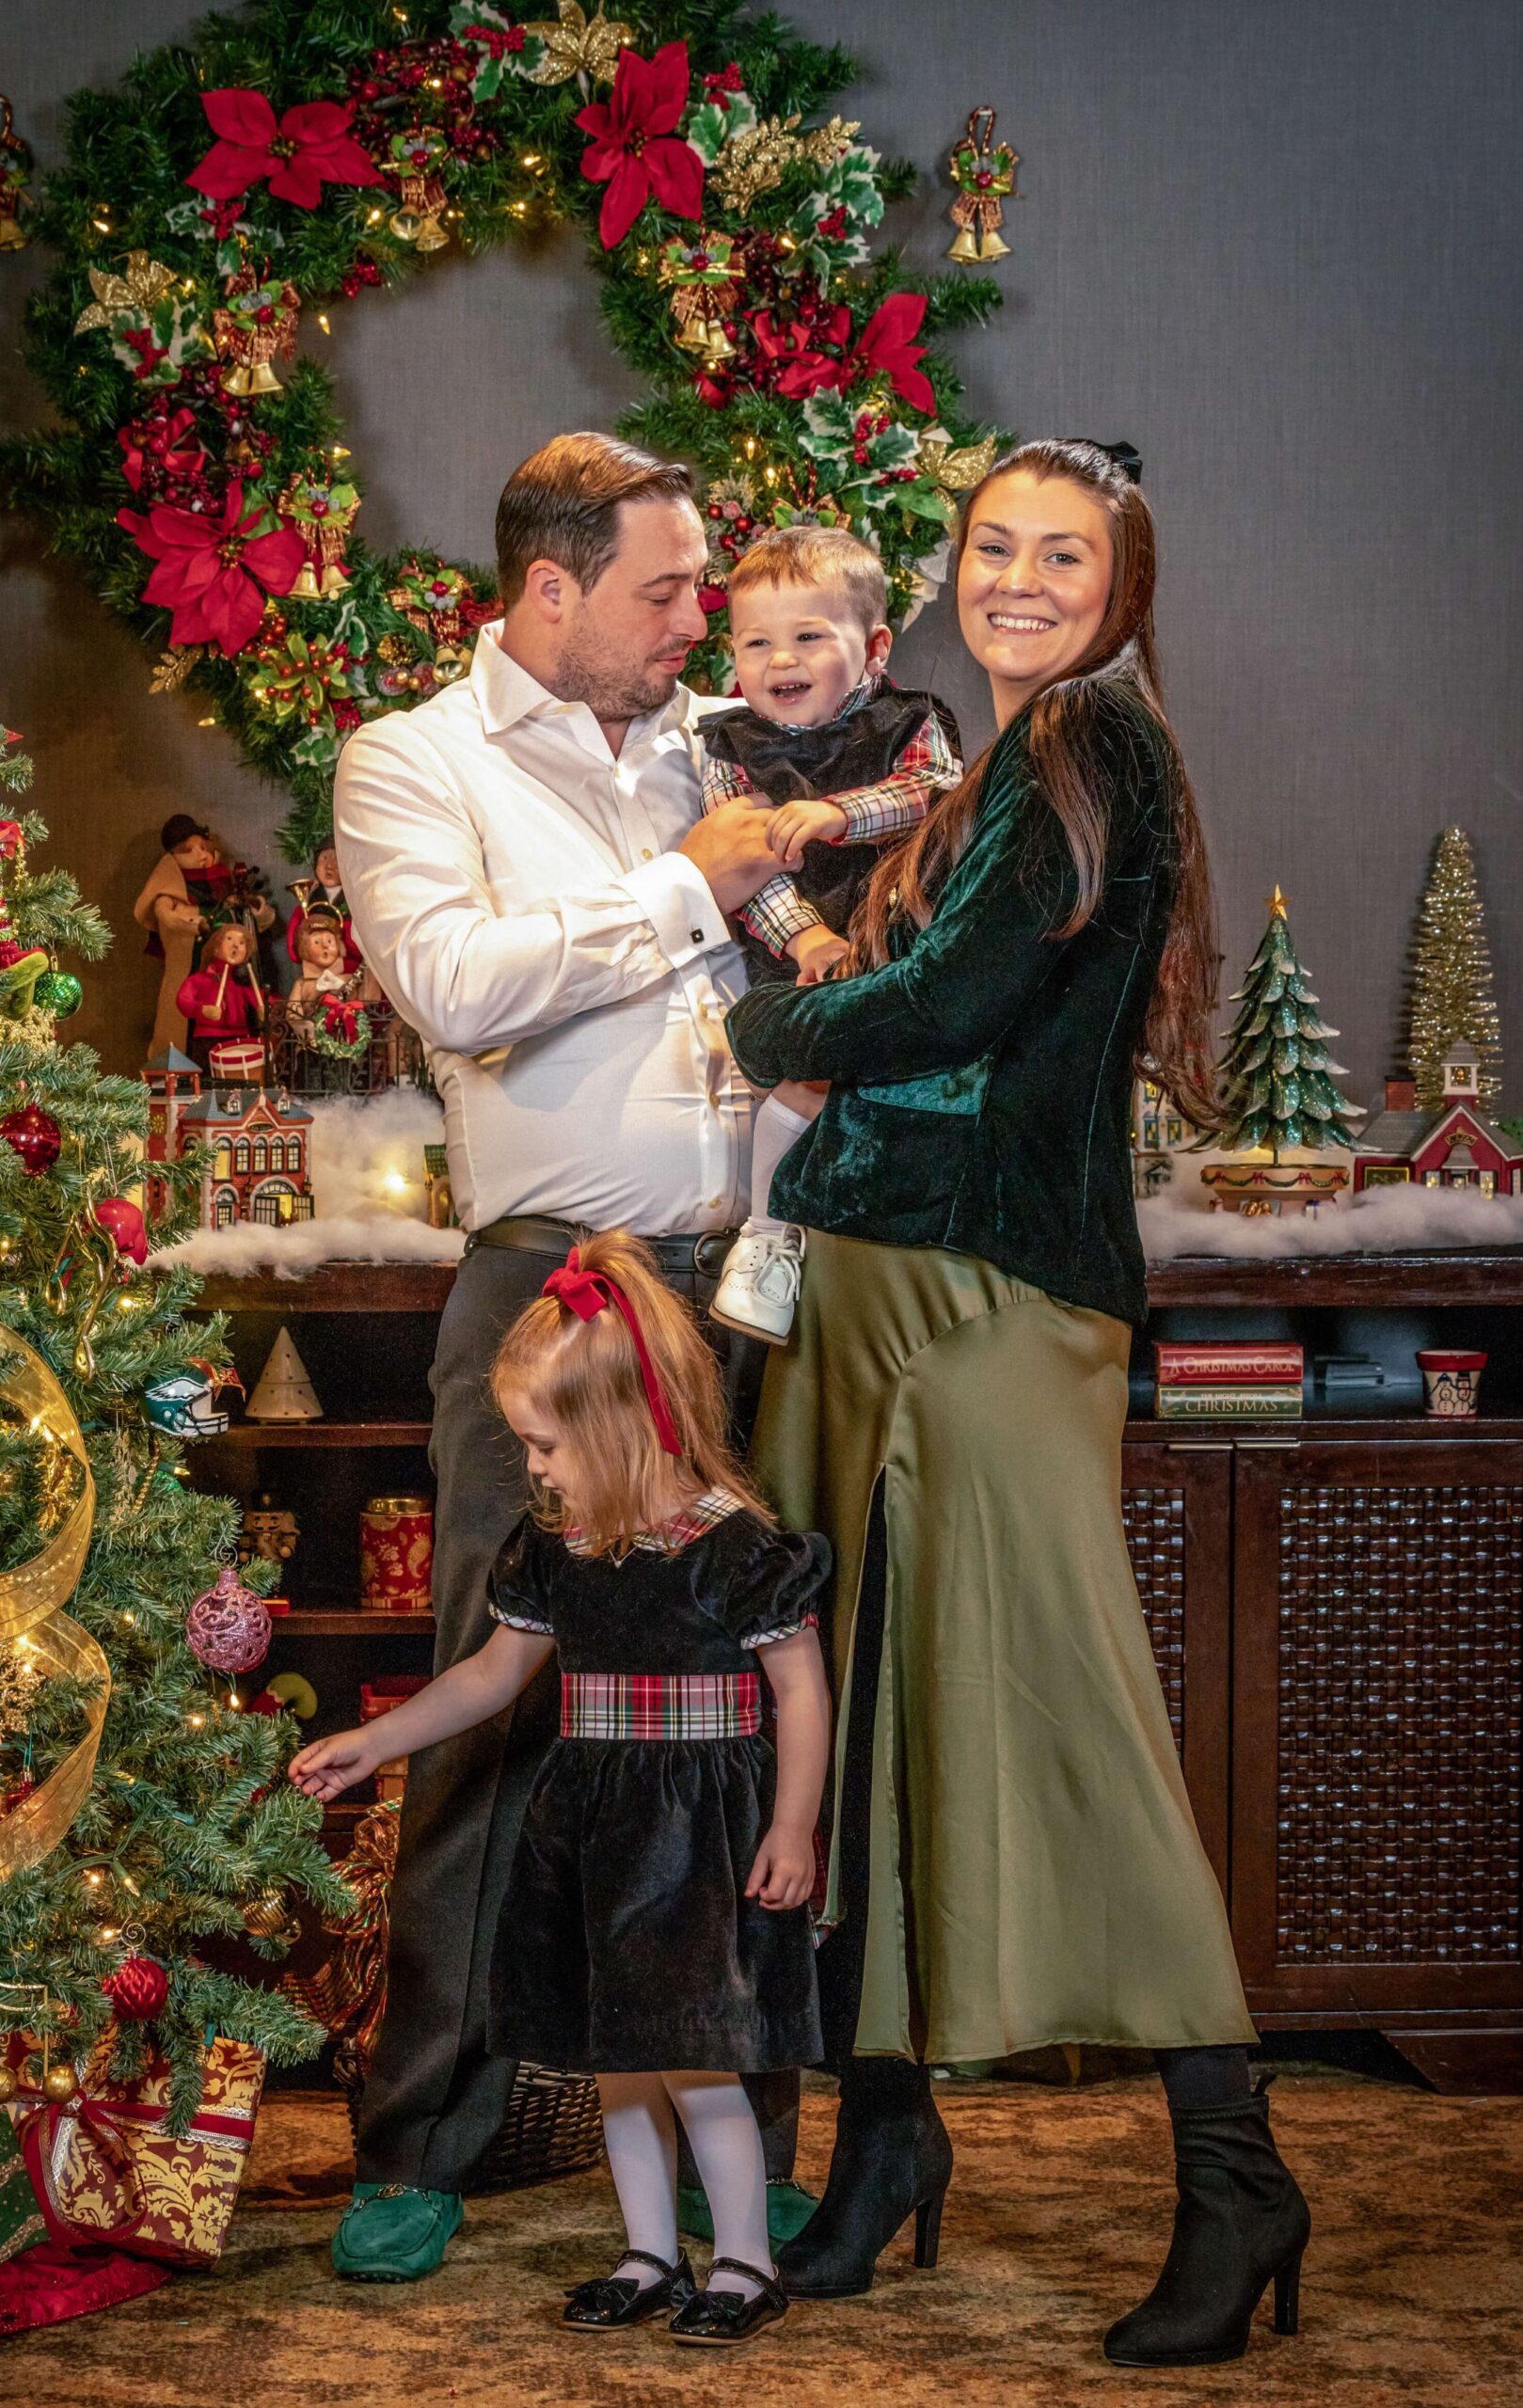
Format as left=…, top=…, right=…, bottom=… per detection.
left=280, top=1801, right=399, bottom=2067
left=0, top=1329, right=105, bottom=1878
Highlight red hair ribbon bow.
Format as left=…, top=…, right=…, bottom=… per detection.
left=542, top=1248, right=683, bottom=1457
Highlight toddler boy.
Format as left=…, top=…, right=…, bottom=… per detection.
left=705, top=526, right=961, bottom=1342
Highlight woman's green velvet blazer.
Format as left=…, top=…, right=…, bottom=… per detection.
left=724, top=677, right=1178, bottom=1330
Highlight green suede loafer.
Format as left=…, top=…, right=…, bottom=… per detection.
left=331, top=2182, right=464, bottom=2281
left=676, top=2178, right=817, bottom=2250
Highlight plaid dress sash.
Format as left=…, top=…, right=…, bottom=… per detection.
left=560, top=1671, right=761, bottom=1740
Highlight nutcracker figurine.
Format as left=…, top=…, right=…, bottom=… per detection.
left=946, top=106, right=1021, bottom=263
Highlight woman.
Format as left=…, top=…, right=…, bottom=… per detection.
left=724, top=440, right=1309, bottom=2369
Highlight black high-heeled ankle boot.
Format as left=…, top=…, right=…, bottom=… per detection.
left=1103, top=2076, right=1310, bottom=2367
left=774, top=2060, right=952, bottom=2299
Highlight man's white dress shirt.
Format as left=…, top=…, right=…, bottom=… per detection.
left=333, top=624, right=753, bottom=1235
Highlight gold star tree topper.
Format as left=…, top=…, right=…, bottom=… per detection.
left=73, top=251, right=179, bottom=332
left=521, top=1, right=634, bottom=87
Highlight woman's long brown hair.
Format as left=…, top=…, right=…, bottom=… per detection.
left=847, top=439, right=1222, bottom=1128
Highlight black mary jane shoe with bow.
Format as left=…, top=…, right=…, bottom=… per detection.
left=563, top=2247, right=696, bottom=2330
left=668, top=2257, right=787, bottom=2348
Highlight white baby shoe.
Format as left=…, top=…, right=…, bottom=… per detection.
left=710, top=1227, right=805, bottom=1346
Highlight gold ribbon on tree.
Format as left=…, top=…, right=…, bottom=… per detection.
left=280, top=1801, right=399, bottom=2068
left=0, top=1328, right=106, bottom=1879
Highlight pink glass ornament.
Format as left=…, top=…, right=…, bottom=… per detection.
left=184, top=1562, right=271, bottom=1673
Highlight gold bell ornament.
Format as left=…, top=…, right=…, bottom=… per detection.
left=212, top=265, right=301, bottom=396
left=658, top=231, right=740, bottom=366
left=388, top=129, right=451, bottom=253
left=946, top=106, right=1021, bottom=264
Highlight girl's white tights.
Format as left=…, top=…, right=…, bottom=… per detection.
left=744, top=1090, right=819, bottom=1238
left=596, top=2070, right=773, bottom=2301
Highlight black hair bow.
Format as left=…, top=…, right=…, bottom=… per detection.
left=1078, top=438, right=1143, bottom=484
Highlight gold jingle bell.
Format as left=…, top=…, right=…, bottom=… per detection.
left=978, top=228, right=1011, bottom=261
left=320, top=561, right=351, bottom=597
left=413, top=214, right=449, bottom=254
left=290, top=561, right=323, bottom=602
left=389, top=205, right=422, bottom=242
left=223, top=358, right=283, bottom=398
left=432, top=645, right=468, bottom=687
left=946, top=225, right=980, bottom=263
left=41, top=2060, right=79, bottom=2102
left=0, top=2063, right=16, bottom=2103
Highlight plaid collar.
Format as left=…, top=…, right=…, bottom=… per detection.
left=770, top=671, right=885, bottom=737
left=564, top=1487, right=744, bottom=1560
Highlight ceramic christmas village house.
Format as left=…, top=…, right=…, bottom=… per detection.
left=1352, top=1044, right=1523, bottom=1196
left=143, top=1045, right=315, bottom=1228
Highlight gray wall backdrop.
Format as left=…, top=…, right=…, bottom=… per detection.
left=5, top=1, right=1521, bottom=1100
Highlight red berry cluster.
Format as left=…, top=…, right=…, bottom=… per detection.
left=341, top=255, right=384, bottom=300
left=703, top=62, right=745, bottom=103
left=196, top=198, right=247, bottom=241
left=347, top=39, right=501, bottom=174
left=460, top=20, right=527, bottom=55
left=706, top=497, right=758, bottom=563
left=119, top=325, right=169, bottom=383
left=119, top=396, right=218, bottom=509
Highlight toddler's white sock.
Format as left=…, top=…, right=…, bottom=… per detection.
left=597, top=2071, right=680, bottom=2286
left=665, top=2070, right=772, bottom=2300
left=744, top=1096, right=815, bottom=1239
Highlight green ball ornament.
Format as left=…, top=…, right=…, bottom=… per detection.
left=34, top=969, right=83, bottom=1019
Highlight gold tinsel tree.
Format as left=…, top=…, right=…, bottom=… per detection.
left=1407, top=828, right=1503, bottom=1109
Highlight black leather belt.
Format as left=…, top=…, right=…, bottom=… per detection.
left=466, top=1213, right=737, bottom=1279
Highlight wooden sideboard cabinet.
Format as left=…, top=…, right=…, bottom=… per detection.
left=196, top=1248, right=1523, bottom=2090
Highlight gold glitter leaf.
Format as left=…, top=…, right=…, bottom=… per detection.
left=73, top=250, right=179, bottom=333
left=521, top=0, right=634, bottom=87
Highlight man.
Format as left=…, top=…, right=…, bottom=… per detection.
left=331, top=433, right=802, bottom=2282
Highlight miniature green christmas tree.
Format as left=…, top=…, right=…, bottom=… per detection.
left=0, top=725, right=345, bottom=2121
left=1406, top=827, right=1502, bottom=1110
left=1214, top=887, right=1361, bottom=1159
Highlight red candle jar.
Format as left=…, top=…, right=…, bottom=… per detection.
left=360, top=1495, right=434, bottom=1611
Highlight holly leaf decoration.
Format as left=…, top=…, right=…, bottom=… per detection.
left=799, top=392, right=857, bottom=463
left=685, top=91, right=756, bottom=166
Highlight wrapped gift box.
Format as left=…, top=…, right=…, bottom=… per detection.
left=17, top=2027, right=264, bottom=2266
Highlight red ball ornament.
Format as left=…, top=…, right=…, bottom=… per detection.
left=102, top=1954, right=168, bottom=2021
left=1, top=1103, right=62, bottom=1177
left=0, top=818, right=24, bottom=862
left=184, top=1563, right=272, bottom=1674
left=94, top=1196, right=150, bottom=1265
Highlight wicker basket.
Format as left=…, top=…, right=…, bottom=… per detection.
left=334, top=2039, right=604, bottom=2194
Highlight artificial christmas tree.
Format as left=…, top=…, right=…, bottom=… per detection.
left=1200, top=885, right=1362, bottom=1213
left=1407, top=826, right=1503, bottom=1110
left=0, top=726, right=346, bottom=2248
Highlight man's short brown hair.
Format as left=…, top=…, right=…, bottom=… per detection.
left=725, top=523, right=888, bottom=639
left=495, top=433, right=695, bottom=605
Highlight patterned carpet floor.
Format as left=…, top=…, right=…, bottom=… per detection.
left=6, top=2070, right=1520, bottom=2407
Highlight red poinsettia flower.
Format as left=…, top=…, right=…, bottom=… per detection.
left=117, top=482, right=304, bottom=657
left=576, top=41, right=704, bottom=250
left=186, top=89, right=381, bottom=212
left=852, top=293, right=935, bottom=415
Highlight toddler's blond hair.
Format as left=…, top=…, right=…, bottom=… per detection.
left=726, top=523, right=888, bottom=641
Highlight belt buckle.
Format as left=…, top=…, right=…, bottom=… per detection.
left=693, top=1232, right=732, bottom=1277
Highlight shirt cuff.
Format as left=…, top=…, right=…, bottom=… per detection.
left=618, top=852, right=731, bottom=968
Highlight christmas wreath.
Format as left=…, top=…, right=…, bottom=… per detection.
left=3, top=0, right=1004, bottom=864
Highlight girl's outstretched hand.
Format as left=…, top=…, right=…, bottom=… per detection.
left=745, top=1822, right=816, bottom=1910
left=289, top=1728, right=375, bottom=1802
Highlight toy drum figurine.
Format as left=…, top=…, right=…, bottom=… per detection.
left=360, top=1495, right=434, bottom=1612
left=1416, top=1349, right=1487, bottom=1418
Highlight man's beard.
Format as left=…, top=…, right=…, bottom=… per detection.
left=552, top=617, right=682, bottom=721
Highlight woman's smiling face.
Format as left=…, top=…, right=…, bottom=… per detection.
left=957, top=469, right=1115, bottom=723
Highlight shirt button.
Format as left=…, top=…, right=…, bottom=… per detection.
left=641, top=848, right=654, bottom=862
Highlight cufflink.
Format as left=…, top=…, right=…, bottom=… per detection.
left=690, top=927, right=705, bottom=944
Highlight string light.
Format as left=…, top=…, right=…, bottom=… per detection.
left=186, top=1712, right=205, bottom=1729
left=316, top=311, right=331, bottom=334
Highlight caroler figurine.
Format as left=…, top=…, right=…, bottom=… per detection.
left=286, top=903, right=357, bottom=1043
left=286, top=843, right=361, bottom=976
left=176, top=920, right=266, bottom=1072
left=135, top=814, right=277, bottom=1056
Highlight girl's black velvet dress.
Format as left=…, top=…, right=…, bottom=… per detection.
left=484, top=1502, right=828, bottom=2075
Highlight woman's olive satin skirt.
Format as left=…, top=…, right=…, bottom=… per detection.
left=751, top=1230, right=1258, bottom=2064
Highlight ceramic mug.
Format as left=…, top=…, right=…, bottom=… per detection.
left=1415, top=1349, right=1486, bottom=1418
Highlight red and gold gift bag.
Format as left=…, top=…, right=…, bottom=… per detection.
left=19, top=2029, right=264, bottom=2266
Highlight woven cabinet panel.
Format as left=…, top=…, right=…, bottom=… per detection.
left=1121, top=1484, right=1187, bottom=1753
left=1276, top=1480, right=1523, bottom=1963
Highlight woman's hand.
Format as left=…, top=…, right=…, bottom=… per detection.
left=289, top=1727, right=377, bottom=1802
left=768, top=799, right=849, bottom=866
left=745, top=1821, right=817, bottom=1910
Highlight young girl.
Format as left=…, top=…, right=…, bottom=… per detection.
left=291, top=1231, right=831, bottom=2348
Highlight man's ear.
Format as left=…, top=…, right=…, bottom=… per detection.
left=518, top=557, right=579, bottom=624
left=865, top=622, right=893, bottom=674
